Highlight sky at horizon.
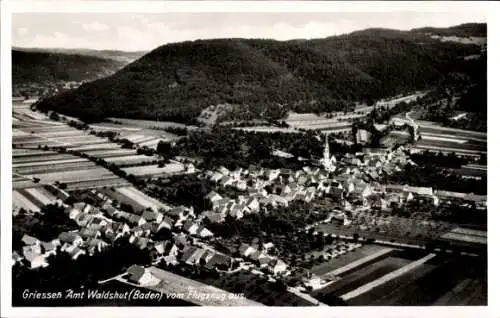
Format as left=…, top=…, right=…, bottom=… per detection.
left=12, top=12, right=486, bottom=52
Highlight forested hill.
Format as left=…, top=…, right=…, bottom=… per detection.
left=35, top=23, right=486, bottom=123
left=410, top=23, right=487, bottom=37
left=12, top=50, right=126, bottom=85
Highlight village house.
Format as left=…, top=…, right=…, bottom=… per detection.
left=199, top=250, right=215, bottom=265
left=166, top=206, right=195, bottom=222
left=258, top=256, right=274, bottom=268
left=127, top=265, right=160, bottom=286
left=140, top=222, right=156, bottom=237
left=12, top=251, right=24, bottom=266
left=220, top=176, right=234, bottom=187
left=283, top=182, right=299, bottom=195
left=206, top=253, right=232, bottom=270
left=80, top=228, right=101, bottom=240
left=269, top=259, right=288, bottom=275
left=266, top=169, right=281, bottom=181
left=75, top=212, right=93, bottom=227
left=152, top=217, right=174, bottom=233
left=262, top=242, right=274, bottom=251
left=88, top=217, right=109, bottom=231
left=23, top=250, right=48, bottom=269
left=212, top=197, right=231, bottom=211
left=129, top=235, right=150, bottom=250
left=218, top=166, right=231, bottom=176
left=235, top=179, right=247, bottom=191
left=118, top=212, right=147, bottom=226
left=131, top=225, right=146, bottom=237
left=185, top=163, right=196, bottom=173
left=239, top=243, right=257, bottom=258
left=201, top=211, right=225, bottom=223
left=40, top=241, right=57, bottom=257
left=183, top=220, right=199, bottom=235
left=210, top=171, right=224, bottom=183
left=181, top=246, right=206, bottom=265
left=61, top=244, right=86, bottom=260
left=206, top=191, right=223, bottom=205
left=142, top=210, right=164, bottom=224
left=21, top=234, right=40, bottom=247
left=196, top=225, right=214, bottom=238
left=86, top=238, right=109, bottom=256
left=246, top=197, right=260, bottom=212
left=58, top=231, right=84, bottom=247
left=231, top=167, right=244, bottom=178
left=229, top=204, right=246, bottom=219
left=111, top=222, right=130, bottom=236
left=65, top=206, right=83, bottom=220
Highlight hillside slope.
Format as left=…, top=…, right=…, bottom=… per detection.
left=12, top=49, right=126, bottom=85
left=13, top=47, right=146, bottom=63
left=35, top=23, right=486, bottom=123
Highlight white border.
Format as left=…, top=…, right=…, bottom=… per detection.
left=1, top=1, right=499, bottom=318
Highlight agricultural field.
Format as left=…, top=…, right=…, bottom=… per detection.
left=107, top=117, right=197, bottom=131
left=234, top=126, right=301, bottom=134
left=310, top=244, right=391, bottom=277
left=65, top=177, right=131, bottom=191
left=313, top=252, right=414, bottom=298
left=84, top=148, right=138, bottom=158
left=14, top=161, right=97, bottom=175
left=102, top=186, right=170, bottom=213
left=350, top=254, right=487, bottom=306
left=19, top=167, right=115, bottom=184
left=103, top=154, right=157, bottom=166
left=285, top=113, right=354, bottom=133
left=12, top=186, right=58, bottom=213
left=315, top=216, right=453, bottom=246
left=122, top=163, right=186, bottom=177
left=440, top=227, right=487, bottom=245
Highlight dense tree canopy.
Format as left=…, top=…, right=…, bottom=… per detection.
left=12, top=50, right=124, bottom=85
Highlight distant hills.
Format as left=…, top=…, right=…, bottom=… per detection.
left=12, top=49, right=129, bottom=85
left=410, top=23, right=487, bottom=37
left=13, top=47, right=146, bottom=63
left=34, top=23, right=486, bottom=123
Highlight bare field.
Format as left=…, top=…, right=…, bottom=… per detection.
left=24, top=167, right=114, bottom=183
left=122, top=163, right=185, bottom=177
left=65, top=177, right=130, bottom=191
left=107, top=118, right=197, bottom=130
left=314, top=256, right=411, bottom=297
left=104, top=154, right=156, bottom=166
left=310, top=245, right=389, bottom=276
left=234, top=126, right=301, bottom=134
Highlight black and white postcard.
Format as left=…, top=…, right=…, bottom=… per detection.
left=1, top=1, right=497, bottom=318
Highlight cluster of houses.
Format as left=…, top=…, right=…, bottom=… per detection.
left=199, top=144, right=486, bottom=228
left=13, top=235, right=58, bottom=269
left=12, top=187, right=216, bottom=270
left=198, top=147, right=415, bottom=223
left=238, top=243, right=288, bottom=276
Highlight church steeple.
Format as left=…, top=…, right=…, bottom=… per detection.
left=323, top=133, right=330, bottom=162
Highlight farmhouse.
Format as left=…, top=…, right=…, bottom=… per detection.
left=142, top=210, right=163, bottom=223
left=127, top=265, right=160, bottom=286
left=21, top=234, right=40, bottom=246
left=206, top=253, right=232, bottom=270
